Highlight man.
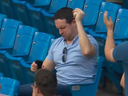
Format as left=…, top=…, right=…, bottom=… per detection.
left=31, top=69, right=57, bottom=96
left=103, top=11, right=128, bottom=94
left=19, top=7, right=99, bottom=96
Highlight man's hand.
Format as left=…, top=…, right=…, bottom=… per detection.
left=103, top=11, right=113, bottom=31
left=73, top=8, right=85, bottom=23
left=31, top=62, right=38, bottom=72
left=31, top=85, right=37, bottom=96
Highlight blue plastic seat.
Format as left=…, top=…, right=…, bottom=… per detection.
left=0, top=14, right=7, bottom=30
left=113, top=8, right=128, bottom=40
left=33, top=0, right=51, bottom=7
left=95, top=2, right=121, bottom=34
left=122, top=62, right=128, bottom=96
left=26, top=3, right=46, bottom=32
left=0, top=77, right=20, bottom=96
left=0, top=0, right=14, bottom=18
left=3, top=25, right=38, bottom=83
left=4, top=32, right=54, bottom=84
left=67, top=0, right=85, bottom=9
left=69, top=56, right=105, bottom=96
left=0, top=18, right=22, bottom=53
left=82, top=0, right=103, bottom=27
left=12, top=0, right=29, bottom=25
left=48, top=0, right=68, bottom=14
left=0, top=73, right=4, bottom=77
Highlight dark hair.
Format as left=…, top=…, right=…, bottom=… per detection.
left=53, top=7, right=74, bottom=24
left=35, top=69, right=57, bottom=96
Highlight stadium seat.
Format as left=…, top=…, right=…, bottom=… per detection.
left=32, top=0, right=51, bottom=7
left=69, top=56, right=105, bottom=96
left=0, top=77, right=20, bottom=96
left=95, top=2, right=121, bottom=34
left=82, top=0, right=103, bottom=27
left=4, top=32, right=55, bottom=84
left=0, top=0, right=14, bottom=18
left=26, top=3, right=46, bottom=32
left=12, top=0, right=29, bottom=25
left=0, top=18, right=22, bottom=53
left=113, top=8, right=128, bottom=40
left=67, top=0, right=85, bottom=9
left=0, top=14, right=7, bottom=30
left=18, top=0, right=35, bottom=5
left=0, top=73, right=4, bottom=77
left=48, top=0, right=68, bottom=14
left=0, top=25, right=37, bottom=79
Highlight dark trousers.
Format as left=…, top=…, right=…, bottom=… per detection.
left=18, top=83, right=72, bottom=96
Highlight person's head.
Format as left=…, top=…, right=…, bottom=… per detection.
left=53, top=7, right=77, bottom=40
left=33, top=69, right=57, bottom=96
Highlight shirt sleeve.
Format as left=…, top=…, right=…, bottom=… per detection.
left=113, top=41, right=128, bottom=62
left=46, top=39, right=58, bottom=61
left=87, top=35, right=99, bottom=55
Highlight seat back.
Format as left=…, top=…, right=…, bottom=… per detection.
left=0, top=77, right=20, bottom=95
left=28, top=32, right=55, bottom=62
left=12, top=0, right=29, bottom=25
left=48, top=0, right=68, bottom=13
left=0, top=0, right=14, bottom=18
left=0, top=14, right=7, bottom=30
left=12, top=25, right=38, bottom=59
left=95, top=2, right=120, bottom=33
left=33, top=0, right=51, bottom=6
left=82, top=0, right=103, bottom=26
left=67, top=0, right=85, bottom=9
left=26, top=3, right=45, bottom=32
left=0, top=18, right=22, bottom=53
left=114, top=8, right=128, bottom=40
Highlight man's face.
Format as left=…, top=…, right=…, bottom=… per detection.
left=55, top=19, right=74, bottom=40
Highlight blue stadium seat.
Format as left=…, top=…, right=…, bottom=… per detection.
left=67, top=0, right=85, bottom=9
left=113, top=8, right=128, bottom=40
left=12, top=0, right=29, bottom=25
left=41, top=10, right=60, bottom=38
left=0, top=0, right=14, bottom=18
left=0, top=25, right=37, bottom=78
left=3, top=25, right=37, bottom=82
left=19, top=0, right=35, bottom=5
left=4, top=32, right=55, bottom=84
left=0, top=73, right=4, bottom=77
left=48, top=0, right=68, bottom=14
left=82, top=0, right=103, bottom=27
left=33, top=0, right=51, bottom=7
left=0, top=77, right=20, bottom=96
left=95, top=2, right=121, bottom=34
left=69, top=56, right=105, bottom=96
left=0, top=18, right=22, bottom=53
left=0, top=14, right=7, bottom=30
left=26, top=3, right=46, bottom=32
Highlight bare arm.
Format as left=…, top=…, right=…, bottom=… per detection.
left=73, top=8, right=95, bottom=57
left=104, top=11, right=116, bottom=62
left=42, top=58, right=55, bottom=71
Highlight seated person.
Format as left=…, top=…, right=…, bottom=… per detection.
left=19, top=7, right=99, bottom=96
left=31, top=69, right=58, bottom=96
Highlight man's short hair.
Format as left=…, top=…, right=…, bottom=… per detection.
left=53, top=7, right=74, bottom=24
left=35, top=69, right=57, bottom=96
